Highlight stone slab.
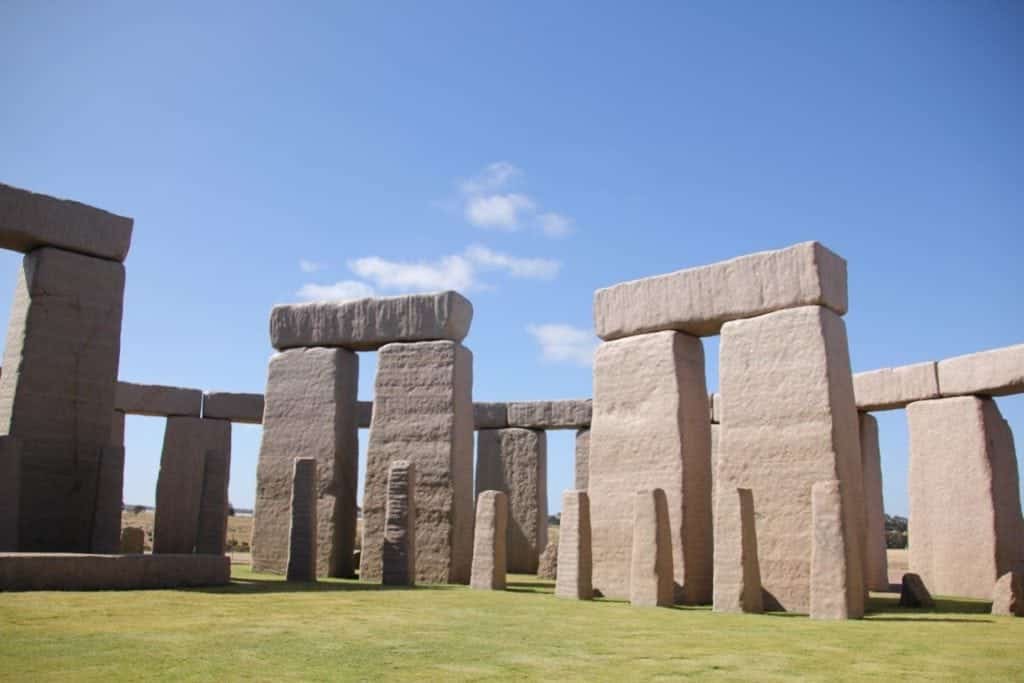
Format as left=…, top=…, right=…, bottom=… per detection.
left=195, top=447, right=231, bottom=555
left=0, top=553, right=229, bottom=591
left=937, top=344, right=1024, bottom=398
left=899, top=572, right=934, bottom=608
left=202, top=392, right=263, bottom=424
left=859, top=413, right=889, bottom=591
left=853, top=362, right=939, bottom=411
left=630, top=488, right=674, bottom=607
left=473, top=402, right=508, bottom=430
left=537, top=542, right=557, bottom=580
left=0, top=437, right=19, bottom=551
left=382, top=460, right=416, bottom=587
left=810, top=480, right=860, bottom=619
left=115, top=382, right=202, bottom=417
left=710, top=393, right=721, bottom=424
left=470, top=490, right=508, bottom=590
left=555, top=490, right=592, bottom=600
left=992, top=571, right=1023, bottom=617
left=270, top=291, right=473, bottom=351
left=506, top=400, right=592, bottom=429
left=574, top=428, right=590, bottom=491
left=111, top=411, right=125, bottom=447
left=713, top=487, right=763, bottom=614
left=594, top=241, right=848, bottom=340
left=120, top=527, right=145, bottom=553
left=356, top=400, right=373, bottom=429
left=91, top=446, right=125, bottom=554
left=0, top=183, right=133, bottom=262
left=287, top=458, right=318, bottom=582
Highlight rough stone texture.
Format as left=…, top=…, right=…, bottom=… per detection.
left=202, top=392, right=263, bottom=424
left=907, top=396, right=1024, bottom=599
left=937, top=344, right=1024, bottom=398
left=595, top=241, right=848, bottom=340
left=537, top=542, right=558, bottom=580
left=271, top=291, right=473, bottom=351
left=473, top=402, right=508, bottom=430
left=361, top=341, right=474, bottom=584
left=507, top=400, right=592, bottom=430
left=115, top=382, right=202, bottom=417
left=630, top=489, right=674, bottom=607
left=153, top=417, right=231, bottom=554
left=110, top=411, right=125, bottom=447
left=252, top=348, right=358, bottom=578
left=574, top=428, right=590, bottom=490
left=470, top=490, right=508, bottom=590
left=810, top=481, right=861, bottom=619
left=475, top=428, right=548, bottom=574
left=287, top=458, right=318, bottom=582
left=0, top=553, right=230, bottom=591
left=120, top=527, right=145, bottom=553
left=899, top=572, right=935, bottom=608
left=859, top=413, right=889, bottom=591
left=991, top=571, right=1023, bottom=617
left=90, top=446, right=125, bottom=554
left=195, top=446, right=231, bottom=555
left=710, top=393, right=722, bottom=424
left=356, top=400, right=373, bottom=429
left=0, top=436, right=19, bottom=551
left=0, top=183, right=133, bottom=262
left=590, top=331, right=711, bottom=603
left=853, top=362, right=939, bottom=412
left=716, top=305, right=865, bottom=614
left=713, top=488, right=763, bottom=614
left=382, top=460, right=416, bottom=587
left=0, top=247, right=124, bottom=551
left=555, top=490, right=592, bottom=600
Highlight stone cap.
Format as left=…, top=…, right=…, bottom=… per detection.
left=115, top=382, right=202, bottom=417
left=853, top=362, right=940, bottom=412
left=937, top=344, right=1024, bottom=398
left=202, top=392, right=264, bottom=424
left=507, top=400, right=592, bottom=430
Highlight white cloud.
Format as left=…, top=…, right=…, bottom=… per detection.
left=299, top=259, right=326, bottom=273
left=349, top=254, right=476, bottom=292
left=465, top=245, right=560, bottom=279
left=538, top=212, right=573, bottom=238
left=459, top=161, right=521, bottom=195
left=526, top=323, right=598, bottom=367
left=296, top=280, right=375, bottom=302
left=452, top=162, right=575, bottom=238
left=465, top=193, right=535, bottom=230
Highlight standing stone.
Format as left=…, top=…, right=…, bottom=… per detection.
left=287, top=458, right=318, bottom=582
left=555, top=490, right=592, bottom=600
left=713, top=488, right=763, bottom=614
left=196, top=446, right=231, bottom=555
left=590, top=331, right=711, bottom=604
left=475, top=428, right=548, bottom=574
left=0, top=436, right=20, bottom=551
left=361, top=341, right=473, bottom=584
left=907, top=396, right=1024, bottom=599
left=716, top=306, right=865, bottom=614
left=91, top=445, right=126, bottom=553
left=470, top=490, right=508, bottom=590
left=574, top=429, right=590, bottom=491
left=111, top=411, right=125, bottom=447
left=382, top=460, right=416, bottom=586
left=121, top=526, right=145, bottom=553
left=899, top=572, right=935, bottom=608
left=252, top=347, right=358, bottom=578
left=0, top=247, right=125, bottom=551
left=630, top=489, right=674, bottom=607
left=153, top=417, right=231, bottom=554
left=991, top=571, right=1023, bottom=617
left=810, top=481, right=859, bottom=619
left=537, top=542, right=558, bottom=580
left=859, top=413, right=889, bottom=591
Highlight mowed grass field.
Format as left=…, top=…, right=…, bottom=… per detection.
left=1, top=565, right=1021, bottom=682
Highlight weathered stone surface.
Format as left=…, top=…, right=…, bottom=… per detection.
left=0, top=553, right=229, bottom=591
left=115, top=382, right=202, bottom=417
left=361, top=341, right=474, bottom=584
left=859, top=413, right=889, bottom=591
left=252, top=348, right=358, bottom=578
left=195, top=446, right=231, bottom=555
left=574, top=428, right=590, bottom=491
left=0, top=183, right=133, bottom=262
left=475, top=428, right=548, bottom=574
left=470, top=490, right=508, bottom=590
left=287, top=458, right=318, bottom=582
left=555, top=490, right=592, bottom=600
left=853, top=362, right=939, bottom=411
left=899, top=572, right=934, bottom=608
left=991, top=571, right=1023, bottom=617
left=507, top=400, right=592, bottom=429
left=716, top=306, right=865, bottom=614
left=153, top=417, right=231, bottom=554
left=713, top=488, right=763, bottom=614
left=356, top=400, right=373, bottom=429
left=710, top=392, right=722, bottom=424
left=595, top=242, right=848, bottom=340
left=202, top=391, right=263, bottom=424
left=270, top=291, right=473, bottom=351
left=382, top=460, right=416, bottom=587
left=0, top=248, right=124, bottom=551
left=907, top=396, right=1024, bottom=599
left=473, top=402, right=508, bottom=430
left=110, top=411, right=125, bottom=447
left=810, top=481, right=860, bottom=619
left=91, top=446, right=125, bottom=554
left=120, top=526, right=145, bottom=553
left=630, top=489, right=674, bottom=607
left=937, top=344, right=1024, bottom=398
left=537, top=541, right=558, bottom=580
left=590, top=331, right=711, bottom=603
left=0, top=437, right=19, bottom=551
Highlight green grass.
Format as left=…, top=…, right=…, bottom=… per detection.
left=1, top=568, right=1021, bottom=681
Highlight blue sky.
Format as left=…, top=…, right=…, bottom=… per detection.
left=1, top=1, right=1021, bottom=516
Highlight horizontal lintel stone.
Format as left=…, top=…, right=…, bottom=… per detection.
left=937, top=344, right=1024, bottom=398
left=202, top=392, right=264, bottom=424
left=853, top=362, right=939, bottom=411
left=506, top=400, right=592, bottom=429
left=115, top=382, right=202, bottom=417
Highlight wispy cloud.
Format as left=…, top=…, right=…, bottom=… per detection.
left=349, top=254, right=476, bottom=292
left=296, top=280, right=375, bottom=302
left=451, top=162, right=576, bottom=238
left=465, top=193, right=535, bottom=230
left=538, top=212, right=573, bottom=238
left=465, top=245, right=560, bottom=279
left=299, top=259, right=326, bottom=273
left=526, top=323, right=598, bottom=367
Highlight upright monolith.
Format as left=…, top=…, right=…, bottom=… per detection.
left=470, top=490, right=508, bottom=591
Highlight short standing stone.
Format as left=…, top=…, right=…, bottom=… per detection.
left=287, top=458, right=318, bottom=582
left=91, top=446, right=126, bottom=553
left=0, top=437, right=20, bottom=551
left=630, top=489, right=674, bottom=607
left=713, top=488, right=763, bottom=614
left=574, top=429, right=590, bottom=490
left=859, top=413, right=889, bottom=591
left=537, top=542, right=558, bottom=580
left=382, top=460, right=416, bottom=587
left=810, top=480, right=855, bottom=620
left=470, top=490, right=508, bottom=591
left=195, top=446, right=232, bottom=555
left=991, top=571, right=1023, bottom=617
left=555, top=490, right=592, bottom=600
left=121, top=526, right=145, bottom=554
left=899, top=572, right=935, bottom=608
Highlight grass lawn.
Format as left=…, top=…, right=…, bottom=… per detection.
left=1, top=567, right=1021, bottom=681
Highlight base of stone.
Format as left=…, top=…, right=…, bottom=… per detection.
left=0, top=553, right=230, bottom=591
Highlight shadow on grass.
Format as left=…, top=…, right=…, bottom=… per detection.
left=187, top=576, right=462, bottom=595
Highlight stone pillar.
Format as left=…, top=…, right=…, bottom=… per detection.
left=475, top=428, right=547, bottom=574
left=630, top=488, right=674, bottom=607
left=713, top=487, right=763, bottom=614
left=470, top=490, right=507, bottom=590
left=111, top=411, right=125, bottom=447
left=574, top=428, right=590, bottom=490
left=361, top=341, right=473, bottom=584
left=153, top=417, right=231, bottom=554
left=287, top=458, right=318, bottom=582
left=859, top=413, right=889, bottom=591
left=555, top=490, right=592, bottom=600
left=120, top=526, right=145, bottom=553
left=196, top=446, right=231, bottom=555
left=0, top=436, right=20, bottom=551
left=907, top=396, right=1024, bottom=599
left=716, top=306, right=865, bottom=615
left=810, top=480, right=858, bottom=619
left=382, top=460, right=416, bottom=586
left=590, top=331, right=711, bottom=604
left=0, top=248, right=125, bottom=551
left=252, top=347, right=359, bottom=578
left=90, top=445, right=125, bottom=553
left=992, top=571, right=1023, bottom=617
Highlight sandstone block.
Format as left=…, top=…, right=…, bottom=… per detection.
left=810, top=481, right=860, bottom=619
left=590, top=331, right=711, bottom=603
left=202, top=392, right=264, bottom=424
left=859, top=413, right=889, bottom=591
left=382, top=460, right=416, bottom=586
left=899, top=572, right=934, bottom=608
left=0, top=552, right=229, bottom=591
left=111, top=411, right=125, bottom=447
left=91, top=446, right=125, bottom=553
left=195, top=447, right=231, bottom=555
left=630, top=489, right=674, bottom=607
left=475, top=428, right=547, bottom=573
left=470, top=490, right=508, bottom=590
left=594, top=241, right=847, bottom=340
left=574, top=428, right=590, bottom=490
left=713, top=488, right=763, bottom=614
left=555, top=490, right=592, bottom=600
left=937, top=344, right=1024, bottom=398
left=121, top=526, right=145, bottom=553
left=506, top=400, right=592, bottom=429
left=0, top=437, right=19, bottom=551
left=710, top=393, right=721, bottom=424
left=356, top=400, right=373, bottom=429
left=537, top=542, right=558, bottom=580
left=115, top=382, right=202, bottom=417
left=853, top=362, right=939, bottom=411
left=287, top=458, right=318, bottom=582
left=270, top=291, right=473, bottom=351
left=360, top=341, right=474, bottom=584
left=992, top=571, right=1023, bottom=617
left=473, top=402, right=508, bottom=429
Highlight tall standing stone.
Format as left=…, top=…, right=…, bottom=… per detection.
left=859, top=413, right=889, bottom=591
left=810, top=480, right=859, bottom=619
left=196, top=446, right=232, bottom=555
left=555, top=490, right=592, bottom=600
left=361, top=341, right=473, bottom=584
left=382, top=460, right=416, bottom=586
left=0, top=436, right=20, bottom=551
left=475, top=428, right=548, bottom=574
left=630, top=488, right=674, bottom=607
left=713, top=488, right=763, bottom=614
left=287, top=458, right=318, bottom=582
left=574, top=428, right=590, bottom=490
left=590, top=330, right=711, bottom=603
left=470, top=490, right=508, bottom=591
left=252, top=347, right=358, bottom=578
